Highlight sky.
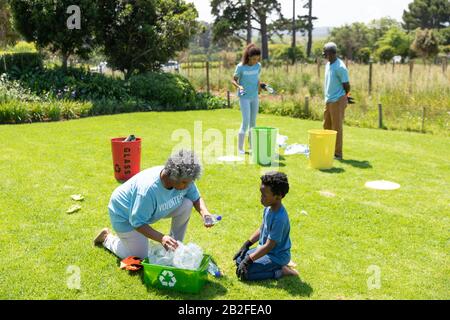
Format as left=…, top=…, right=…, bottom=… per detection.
left=187, top=0, right=414, bottom=27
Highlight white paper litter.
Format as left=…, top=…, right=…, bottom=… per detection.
left=319, top=190, right=336, bottom=198
left=284, top=144, right=310, bottom=155
left=365, top=180, right=401, bottom=191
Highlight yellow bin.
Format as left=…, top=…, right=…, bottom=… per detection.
left=308, top=130, right=337, bottom=169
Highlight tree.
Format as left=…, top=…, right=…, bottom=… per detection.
left=211, top=0, right=282, bottom=60
left=269, top=9, right=306, bottom=63
left=211, top=0, right=248, bottom=45
left=96, top=0, right=198, bottom=79
left=376, top=27, right=412, bottom=57
left=329, top=23, right=370, bottom=60
left=367, top=17, right=402, bottom=50
left=299, top=0, right=317, bottom=58
left=10, top=0, right=98, bottom=70
left=356, top=47, right=371, bottom=64
left=403, top=0, right=450, bottom=31
left=0, top=0, right=19, bottom=47
left=376, top=46, right=395, bottom=63
left=437, top=26, right=450, bottom=45
left=411, top=28, right=440, bottom=62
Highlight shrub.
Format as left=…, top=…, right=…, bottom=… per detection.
left=376, top=46, right=395, bottom=63
left=0, top=52, right=43, bottom=74
left=356, top=47, right=372, bottom=64
left=9, top=67, right=129, bottom=101
left=127, top=72, right=197, bottom=109
left=194, top=93, right=228, bottom=110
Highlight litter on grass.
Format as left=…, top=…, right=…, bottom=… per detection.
left=71, top=194, right=84, bottom=201
left=365, top=180, right=401, bottom=190
left=300, top=210, right=308, bottom=216
left=66, top=204, right=82, bottom=214
left=217, top=155, right=245, bottom=162
left=277, top=134, right=289, bottom=148
left=319, top=190, right=336, bottom=198
left=284, top=144, right=310, bottom=156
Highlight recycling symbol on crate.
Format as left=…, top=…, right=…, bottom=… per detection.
left=159, top=270, right=177, bottom=288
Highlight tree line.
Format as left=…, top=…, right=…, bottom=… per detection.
left=1, top=0, right=199, bottom=78
left=209, top=0, right=449, bottom=63
left=1, top=0, right=449, bottom=75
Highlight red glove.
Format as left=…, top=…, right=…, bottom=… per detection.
left=120, top=256, right=143, bottom=271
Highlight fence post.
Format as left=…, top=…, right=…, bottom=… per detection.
left=409, top=60, right=414, bottom=94
left=369, top=61, right=373, bottom=96
left=206, top=60, right=210, bottom=95
left=218, top=61, right=222, bottom=90
left=317, top=58, right=321, bottom=79
left=227, top=91, right=231, bottom=109
left=378, top=103, right=383, bottom=129
left=443, top=57, right=448, bottom=74
left=422, top=106, right=426, bottom=133
left=304, top=96, right=310, bottom=118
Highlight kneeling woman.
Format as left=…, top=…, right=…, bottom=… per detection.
left=94, top=149, right=215, bottom=259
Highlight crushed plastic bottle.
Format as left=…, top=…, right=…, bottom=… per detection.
left=204, top=214, right=222, bottom=226
left=277, top=134, right=288, bottom=148
left=173, top=242, right=203, bottom=270
left=284, top=144, right=310, bottom=156
left=261, top=83, right=276, bottom=94
left=207, top=260, right=222, bottom=278
left=123, top=135, right=136, bottom=142
left=147, top=241, right=206, bottom=270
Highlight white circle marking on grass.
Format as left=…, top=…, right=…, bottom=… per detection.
left=365, top=180, right=401, bottom=191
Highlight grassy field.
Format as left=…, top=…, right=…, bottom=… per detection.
left=181, top=63, right=450, bottom=135
left=0, top=109, right=449, bottom=300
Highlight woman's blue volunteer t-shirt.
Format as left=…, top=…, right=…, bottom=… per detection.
left=234, top=62, right=261, bottom=99
left=259, top=205, right=291, bottom=266
left=108, top=166, right=201, bottom=233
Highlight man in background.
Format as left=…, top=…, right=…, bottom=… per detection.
left=322, top=42, right=351, bottom=160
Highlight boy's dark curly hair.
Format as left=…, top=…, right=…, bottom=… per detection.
left=261, top=171, right=289, bottom=198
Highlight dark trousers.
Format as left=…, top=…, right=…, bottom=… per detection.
left=235, top=248, right=283, bottom=281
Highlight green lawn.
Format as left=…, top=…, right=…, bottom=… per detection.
left=0, top=109, right=448, bottom=300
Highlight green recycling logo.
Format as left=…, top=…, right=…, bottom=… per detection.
left=159, top=270, right=177, bottom=288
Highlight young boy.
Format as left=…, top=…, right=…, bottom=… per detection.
left=234, top=171, right=299, bottom=281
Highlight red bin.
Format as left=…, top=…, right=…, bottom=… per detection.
left=111, top=137, right=142, bottom=182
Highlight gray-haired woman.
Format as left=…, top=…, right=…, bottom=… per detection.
left=94, top=149, right=215, bottom=259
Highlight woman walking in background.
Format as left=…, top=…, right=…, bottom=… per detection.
left=232, top=44, right=262, bottom=155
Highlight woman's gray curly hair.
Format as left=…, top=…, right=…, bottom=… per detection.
left=164, top=149, right=202, bottom=181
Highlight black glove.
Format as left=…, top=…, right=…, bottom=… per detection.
left=233, top=240, right=253, bottom=261
left=347, top=95, right=356, bottom=104
left=236, top=255, right=253, bottom=280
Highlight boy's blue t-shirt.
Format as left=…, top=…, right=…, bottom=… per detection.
left=324, top=58, right=349, bottom=103
left=259, top=205, right=291, bottom=266
left=108, top=166, right=201, bottom=233
left=234, top=62, right=261, bottom=99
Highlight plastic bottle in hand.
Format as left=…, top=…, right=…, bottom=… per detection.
left=204, top=214, right=222, bottom=226
left=207, top=260, right=222, bottom=278
left=261, top=83, right=276, bottom=94
left=123, top=135, right=136, bottom=142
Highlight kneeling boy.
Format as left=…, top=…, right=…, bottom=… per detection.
left=234, top=171, right=298, bottom=281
